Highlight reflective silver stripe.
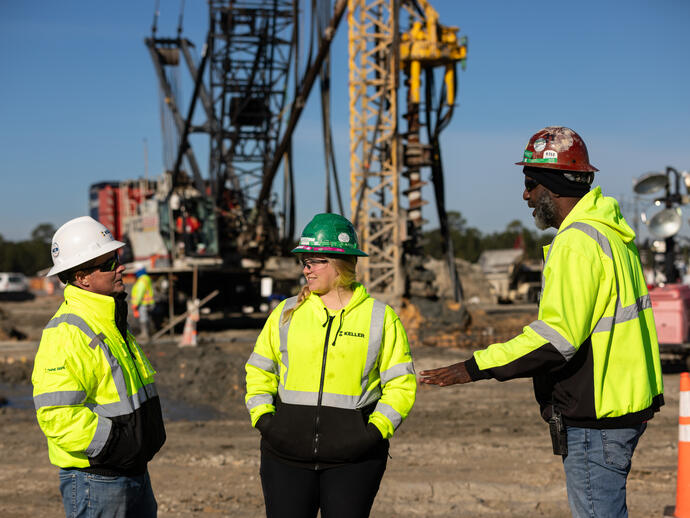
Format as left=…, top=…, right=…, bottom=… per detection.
left=92, top=334, right=132, bottom=413
left=528, top=320, right=576, bottom=361
left=565, top=222, right=622, bottom=336
left=278, top=386, right=382, bottom=409
left=358, top=387, right=382, bottom=408
left=247, top=352, right=278, bottom=374
left=557, top=222, right=650, bottom=338
left=45, top=313, right=155, bottom=417
left=374, top=401, right=403, bottom=429
left=543, top=221, right=614, bottom=302
left=33, top=390, right=86, bottom=410
left=566, top=222, right=613, bottom=260
left=380, top=361, right=415, bottom=386
left=361, top=300, right=386, bottom=394
left=279, top=296, right=298, bottom=387
left=45, top=314, right=97, bottom=339
left=246, top=393, right=274, bottom=411
left=276, top=297, right=387, bottom=409
left=593, top=294, right=652, bottom=334
left=84, top=415, right=112, bottom=457
left=86, top=383, right=158, bottom=417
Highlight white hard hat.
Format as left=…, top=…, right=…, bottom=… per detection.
left=47, top=216, right=125, bottom=277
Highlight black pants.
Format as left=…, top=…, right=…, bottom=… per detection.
left=259, top=452, right=387, bottom=518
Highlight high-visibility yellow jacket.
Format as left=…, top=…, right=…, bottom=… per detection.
left=32, top=285, right=165, bottom=475
left=131, top=274, right=155, bottom=307
left=245, top=283, right=416, bottom=465
left=466, top=187, right=664, bottom=427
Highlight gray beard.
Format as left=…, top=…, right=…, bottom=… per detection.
left=533, top=191, right=559, bottom=230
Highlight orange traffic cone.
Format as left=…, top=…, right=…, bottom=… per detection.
left=666, top=372, right=690, bottom=517
left=179, top=299, right=200, bottom=347
left=179, top=315, right=197, bottom=347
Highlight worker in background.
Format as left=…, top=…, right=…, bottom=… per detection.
left=175, top=207, right=201, bottom=254
left=32, top=216, right=166, bottom=518
left=420, top=127, right=664, bottom=518
left=245, top=213, right=417, bottom=518
left=132, top=263, right=156, bottom=341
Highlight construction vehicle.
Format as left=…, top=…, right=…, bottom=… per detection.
left=478, top=249, right=541, bottom=304
left=649, top=283, right=690, bottom=369
left=89, top=1, right=468, bottom=327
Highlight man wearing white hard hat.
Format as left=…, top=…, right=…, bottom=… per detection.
left=31, top=216, right=166, bottom=518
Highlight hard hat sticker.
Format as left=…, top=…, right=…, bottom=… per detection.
left=52, top=243, right=60, bottom=258
left=533, top=138, right=547, bottom=152
left=338, top=233, right=350, bottom=243
left=524, top=157, right=558, bottom=164
left=523, top=150, right=533, bottom=159
left=300, top=237, right=315, bottom=245
left=543, top=150, right=557, bottom=159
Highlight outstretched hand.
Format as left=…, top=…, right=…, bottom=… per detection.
left=419, top=361, right=472, bottom=386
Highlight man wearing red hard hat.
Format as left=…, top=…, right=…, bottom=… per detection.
left=421, top=127, right=664, bottom=517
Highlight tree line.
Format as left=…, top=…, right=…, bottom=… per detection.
left=422, top=211, right=555, bottom=263
left=0, top=216, right=554, bottom=277
left=0, top=224, right=56, bottom=276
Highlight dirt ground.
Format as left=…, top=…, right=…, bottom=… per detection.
left=0, top=295, right=681, bottom=517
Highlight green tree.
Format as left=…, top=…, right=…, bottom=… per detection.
left=422, top=211, right=484, bottom=262
left=0, top=224, right=55, bottom=275
left=31, top=223, right=56, bottom=244
left=422, top=215, right=555, bottom=263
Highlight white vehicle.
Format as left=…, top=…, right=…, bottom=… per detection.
left=0, top=272, right=30, bottom=298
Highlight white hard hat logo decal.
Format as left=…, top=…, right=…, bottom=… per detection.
left=51, top=243, right=59, bottom=258
left=534, top=138, right=546, bottom=152
left=338, top=232, right=350, bottom=243
left=544, top=150, right=557, bottom=159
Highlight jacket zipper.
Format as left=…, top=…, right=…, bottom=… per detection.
left=123, top=336, right=149, bottom=398
left=312, top=314, right=335, bottom=468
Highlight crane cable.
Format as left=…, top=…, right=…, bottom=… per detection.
left=317, top=0, right=344, bottom=215
left=424, top=65, right=464, bottom=302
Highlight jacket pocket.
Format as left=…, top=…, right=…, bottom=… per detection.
left=263, top=399, right=317, bottom=461
left=315, top=406, right=379, bottom=463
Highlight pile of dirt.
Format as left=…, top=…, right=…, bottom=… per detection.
left=145, top=338, right=254, bottom=416
left=0, top=356, right=33, bottom=384
left=0, top=306, right=27, bottom=341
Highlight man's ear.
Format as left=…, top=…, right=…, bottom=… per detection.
left=73, top=270, right=89, bottom=288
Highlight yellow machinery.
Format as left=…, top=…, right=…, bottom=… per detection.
left=348, top=0, right=467, bottom=301
left=400, top=0, right=467, bottom=105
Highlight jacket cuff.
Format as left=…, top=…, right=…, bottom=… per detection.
left=465, top=357, right=492, bottom=381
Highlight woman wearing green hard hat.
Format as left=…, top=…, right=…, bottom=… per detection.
left=245, top=213, right=417, bottom=518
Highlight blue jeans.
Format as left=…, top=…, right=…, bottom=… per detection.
left=59, top=469, right=157, bottom=518
left=563, top=424, right=646, bottom=518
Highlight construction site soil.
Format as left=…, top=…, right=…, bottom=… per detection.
left=0, top=294, right=681, bottom=517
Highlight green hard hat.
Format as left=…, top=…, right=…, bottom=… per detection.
left=292, top=213, right=368, bottom=256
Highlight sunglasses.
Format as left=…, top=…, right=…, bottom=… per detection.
left=524, top=177, right=539, bottom=192
left=88, top=254, right=120, bottom=273
left=301, top=258, right=330, bottom=271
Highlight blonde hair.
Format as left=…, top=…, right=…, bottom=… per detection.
left=281, top=255, right=358, bottom=324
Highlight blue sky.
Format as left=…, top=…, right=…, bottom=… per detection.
left=1, top=0, right=688, bottom=245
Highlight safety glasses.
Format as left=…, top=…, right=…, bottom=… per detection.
left=301, top=258, right=330, bottom=271
left=524, top=177, right=539, bottom=192
left=88, top=254, right=120, bottom=273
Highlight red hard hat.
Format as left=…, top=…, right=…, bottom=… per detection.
left=515, top=126, right=598, bottom=172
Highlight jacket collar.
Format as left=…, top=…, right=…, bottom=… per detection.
left=305, top=282, right=369, bottom=316
left=63, top=284, right=128, bottom=341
